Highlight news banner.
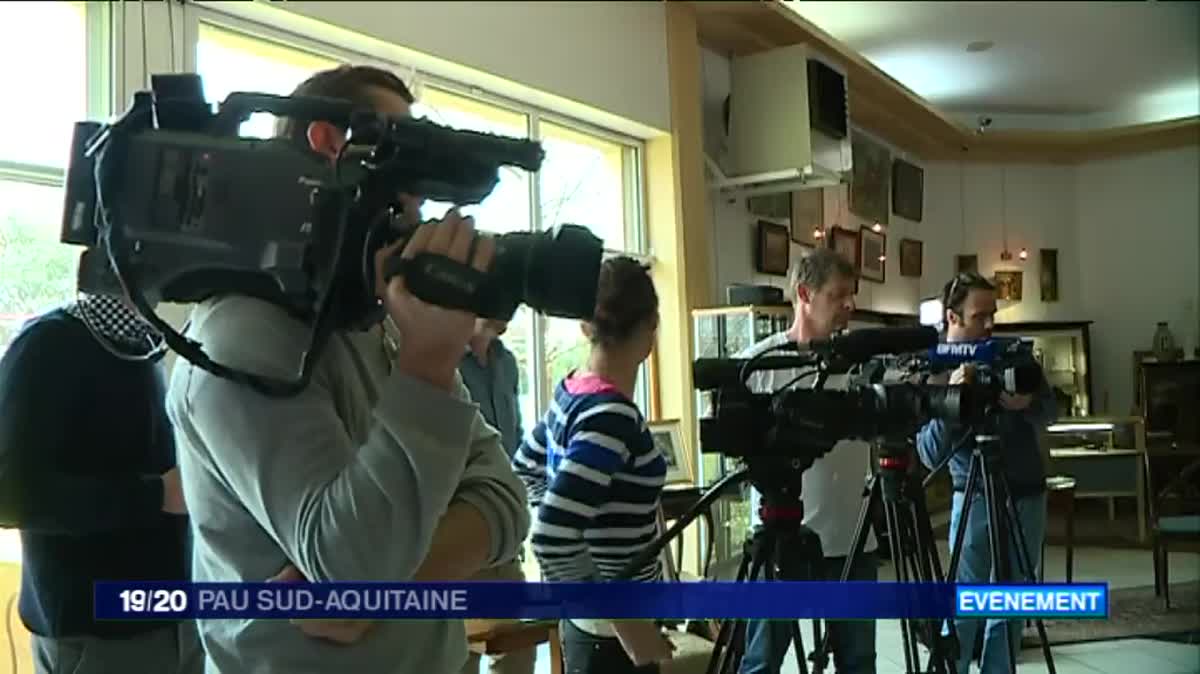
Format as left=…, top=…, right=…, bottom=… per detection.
left=95, top=582, right=1108, bottom=621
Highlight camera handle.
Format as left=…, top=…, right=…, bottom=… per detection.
left=615, top=468, right=748, bottom=581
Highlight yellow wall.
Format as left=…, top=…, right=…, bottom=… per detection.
left=0, top=562, right=31, bottom=674
left=646, top=2, right=715, bottom=577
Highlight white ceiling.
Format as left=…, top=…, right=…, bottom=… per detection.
left=784, top=1, right=1200, bottom=129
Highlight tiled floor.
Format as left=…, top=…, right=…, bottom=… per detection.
left=522, top=543, right=1200, bottom=674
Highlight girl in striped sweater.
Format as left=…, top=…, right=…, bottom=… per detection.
left=512, top=256, right=673, bottom=673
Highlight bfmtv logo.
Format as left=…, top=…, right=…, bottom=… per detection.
left=936, top=343, right=980, bottom=357
left=930, top=340, right=998, bottom=364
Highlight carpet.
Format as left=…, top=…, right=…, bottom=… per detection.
left=1020, top=581, right=1200, bottom=648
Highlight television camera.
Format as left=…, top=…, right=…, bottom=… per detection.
left=691, top=326, right=1044, bottom=473
left=58, top=73, right=604, bottom=396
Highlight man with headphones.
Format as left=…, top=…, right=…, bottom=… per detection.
left=915, top=272, right=1058, bottom=674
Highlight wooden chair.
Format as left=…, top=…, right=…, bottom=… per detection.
left=1145, top=455, right=1200, bottom=609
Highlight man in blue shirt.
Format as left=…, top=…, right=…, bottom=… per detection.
left=459, top=318, right=533, bottom=674
left=460, top=319, right=523, bottom=460
left=915, top=272, right=1058, bottom=674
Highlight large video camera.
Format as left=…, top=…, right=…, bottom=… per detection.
left=692, top=326, right=1043, bottom=473
left=59, top=74, right=604, bottom=396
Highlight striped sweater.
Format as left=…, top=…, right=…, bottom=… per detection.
left=512, top=374, right=665, bottom=583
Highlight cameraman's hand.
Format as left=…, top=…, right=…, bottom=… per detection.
left=949, top=364, right=975, bottom=386
left=998, top=392, right=1034, bottom=411
left=373, top=210, right=496, bottom=392
left=161, top=467, right=186, bottom=515
left=269, top=564, right=375, bottom=645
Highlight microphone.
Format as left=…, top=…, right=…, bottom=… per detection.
left=785, top=326, right=939, bottom=363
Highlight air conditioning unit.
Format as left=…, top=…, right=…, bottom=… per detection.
left=710, top=44, right=852, bottom=198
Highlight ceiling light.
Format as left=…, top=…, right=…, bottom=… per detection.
left=966, top=41, right=994, bottom=53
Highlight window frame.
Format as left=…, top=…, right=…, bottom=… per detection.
left=0, top=1, right=112, bottom=187
left=0, top=2, right=113, bottom=358
left=184, top=6, right=653, bottom=417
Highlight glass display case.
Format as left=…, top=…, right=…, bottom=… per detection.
left=993, top=321, right=1094, bottom=418
left=692, top=304, right=791, bottom=564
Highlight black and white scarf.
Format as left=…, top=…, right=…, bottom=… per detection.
left=64, top=293, right=164, bottom=358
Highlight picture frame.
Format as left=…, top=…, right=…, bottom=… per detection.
left=647, top=419, right=691, bottom=484
left=993, top=270, right=1023, bottom=301
left=859, top=226, right=886, bottom=283
left=1040, top=248, right=1059, bottom=302
left=899, top=238, right=923, bottom=277
left=755, top=220, right=791, bottom=276
left=849, top=133, right=891, bottom=226
left=956, top=254, right=978, bottom=274
left=828, top=226, right=861, bottom=293
left=828, top=226, right=860, bottom=270
left=790, top=188, right=823, bottom=245
left=891, top=158, right=924, bottom=222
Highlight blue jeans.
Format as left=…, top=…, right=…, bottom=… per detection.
left=947, top=490, right=1047, bottom=674
left=740, top=552, right=878, bottom=674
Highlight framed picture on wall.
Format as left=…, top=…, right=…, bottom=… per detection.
left=791, top=188, right=823, bottom=245
left=956, top=254, right=978, bottom=274
left=899, top=238, right=923, bottom=277
left=755, top=220, right=790, bottom=276
left=892, top=158, right=924, bottom=222
left=1040, top=248, right=1059, bottom=302
left=993, top=270, right=1023, bottom=301
left=850, top=132, right=891, bottom=226
left=828, top=226, right=860, bottom=270
left=647, top=419, right=691, bottom=484
left=859, top=226, right=886, bottom=283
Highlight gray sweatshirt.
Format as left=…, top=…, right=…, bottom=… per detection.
left=166, top=295, right=530, bottom=673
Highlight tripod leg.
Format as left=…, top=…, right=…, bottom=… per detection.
left=943, top=457, right=988, bottom=674
left=813, top=476, right=879, bottom=674
left=999, top=481, right=1056, bottom=674
left=708, top=544, right=758, bottom=674
left=908, top=482, right=960, bottom=674
left=946, top=454, right=981, bottom=583
left=980, top=463, right=1017, bottom=674
left=884, top=501, right=919, bottom=674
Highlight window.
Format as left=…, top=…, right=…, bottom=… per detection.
left=190, top=23, right=650, bottom=431
left=413, top=87, right=539, bottom=430
left=196, top=22, right=339, bottom=137
left=537, top=120, right=648, bottom=410
left=0, top=1, right=107, bottom=354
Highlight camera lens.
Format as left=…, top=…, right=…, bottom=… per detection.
left=494, top=224, right=604, bottom=321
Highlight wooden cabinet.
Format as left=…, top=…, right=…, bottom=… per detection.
left=1133, top=356, right=1200, bottom=450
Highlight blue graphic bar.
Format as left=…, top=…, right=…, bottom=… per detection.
left=96, top=581, right=958, bottom=620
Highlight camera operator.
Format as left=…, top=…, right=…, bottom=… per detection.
left=915, top=271, right=1057, bottom=674
left=739, top=248, right=878, bottom=674
left=165, top=65, right=529, bottom=673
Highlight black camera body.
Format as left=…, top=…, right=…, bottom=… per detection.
left=692, top=328, right=1043, bottom=470
left=59, top=73, right=605, bottom=396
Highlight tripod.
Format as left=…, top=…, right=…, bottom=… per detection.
left=931, top=425, right=1057, bottom=674
left=705, top=485, right=826, bottom=674
left=810, top=441, right=959, bottom=674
